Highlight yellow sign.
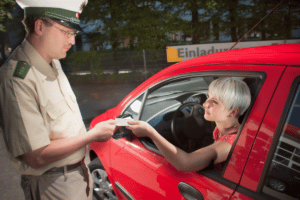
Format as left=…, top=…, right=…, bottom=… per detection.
left=166, top=39, right=300, bottom=63
left=166, top=46, right=182, bottom=62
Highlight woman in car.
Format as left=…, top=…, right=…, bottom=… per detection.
left=127, top=77, right=251, bottom=172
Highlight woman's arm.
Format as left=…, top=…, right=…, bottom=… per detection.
left=127, top=121, right=232, bottom=172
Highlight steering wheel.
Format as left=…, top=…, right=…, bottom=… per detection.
left=171, top=102, right=214, bottom=149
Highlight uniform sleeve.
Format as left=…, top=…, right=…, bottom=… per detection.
left=0, top=76, right=50, bottom=158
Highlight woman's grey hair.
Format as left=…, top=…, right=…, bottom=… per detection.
left=209, top=77, right=251, bottom=117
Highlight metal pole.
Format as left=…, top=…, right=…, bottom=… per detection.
left=143, top=49, right=147, bottom=79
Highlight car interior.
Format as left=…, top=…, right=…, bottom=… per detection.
left=118, top=74, right=263, bottom=163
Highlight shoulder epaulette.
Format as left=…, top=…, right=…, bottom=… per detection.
left=13, top=61, right=31, bottom=79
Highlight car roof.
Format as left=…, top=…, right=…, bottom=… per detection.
left=132, top=43, right=300, bottom=97
left=169, top=43, right=300, bottom=70
left=115, top=43, right=299, bottom=116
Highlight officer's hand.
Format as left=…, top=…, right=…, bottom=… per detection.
left=90, top=119, right=117, bottom=142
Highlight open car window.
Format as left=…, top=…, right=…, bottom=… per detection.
left=141, top=76, right=211, bottom=150
left=141, top=77, right=211, bottom=122
left=136, top=73, right=263, bottom=173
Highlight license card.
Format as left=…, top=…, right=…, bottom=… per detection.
left=115, top=118, right=132, bottom=126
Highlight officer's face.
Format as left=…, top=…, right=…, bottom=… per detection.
left=42, top=20, right=76, bottom=61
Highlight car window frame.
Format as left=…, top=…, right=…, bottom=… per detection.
left=127, top=70, right=264, bottom=166
left=230, top=71, right=300, bottom=200
left=119, top=69, right=267, bottom=193
left=256, top=75, right=300, bottom=199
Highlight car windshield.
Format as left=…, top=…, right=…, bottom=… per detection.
left=140, top=77, right=211, bottom=122
left=147, top=91, right=184, bottom=99
left=148, top=77, right=210, bottom=98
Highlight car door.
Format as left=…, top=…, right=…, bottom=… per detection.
left=109, top=65, right=284, bottom=200
left=231, top=67, right=300, bottom=200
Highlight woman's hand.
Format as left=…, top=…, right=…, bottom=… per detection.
left=126, top=121, right=155, bottom=138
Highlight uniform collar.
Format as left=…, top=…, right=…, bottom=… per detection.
left=21, top=39, right=58, bottom=82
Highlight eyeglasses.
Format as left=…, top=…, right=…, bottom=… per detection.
left=43, top=19, right=79, bottom=38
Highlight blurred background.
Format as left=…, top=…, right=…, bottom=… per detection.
left=0, top=0, right=300, bottom=199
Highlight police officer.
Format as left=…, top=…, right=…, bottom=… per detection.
left=0, top=0, right=117, bottom=199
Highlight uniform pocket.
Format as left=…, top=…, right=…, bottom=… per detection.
left=46, top=100, right=73, bottom=140
left=46, top=100, right=69, bottom=119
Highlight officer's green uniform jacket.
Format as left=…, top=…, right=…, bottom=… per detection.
left=0, top=39, right=87, bottom=175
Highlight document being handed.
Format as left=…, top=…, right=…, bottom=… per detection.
left=115, top=118, right=132, bottom=126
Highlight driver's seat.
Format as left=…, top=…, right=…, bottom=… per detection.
left=184, top=120, right=215, bottom=153
left=177, top=103, right=215, bottom=153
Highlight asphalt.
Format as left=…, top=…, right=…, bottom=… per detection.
left=0, top=83, right=139, bottom=200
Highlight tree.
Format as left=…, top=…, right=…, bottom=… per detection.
left=215, top=0, right=251, bottom=42
left=6, top=5, right=25, bottom=51
left=246, top=0, right=300, bottom=41
left=80, top=0, right=300, bottom=51
left=0, top=0, right=16, bottom=65
left=118, top=0, right=174, bottom=50
left=81, top=0, right=125, bottom=51
left=80, top=0, right=176, bottom=73
left=162, top=0, right=213, bottom=44
left=227, top=0, right=239, bottom=42
left=81, top=0, right=174, bottom=50
left=0, top=0, right=15, bottom=32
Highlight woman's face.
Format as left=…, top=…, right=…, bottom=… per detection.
left=203, top=90, right=232, bottom=122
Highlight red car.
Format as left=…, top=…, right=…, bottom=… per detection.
left=88, top=43, right=300, bottom=200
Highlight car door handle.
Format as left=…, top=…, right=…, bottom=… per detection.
left=178, top=182, right=204, bottom=200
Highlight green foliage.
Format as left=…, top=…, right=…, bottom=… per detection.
left=248, top=0, right=299, bottom=40
left=79, top=0, right=300, bottom=50
left=81, top=0, right=177, bottom=50
left=52, top=0, right=300, bottom=85
left=3, top=0, right=300, bottom=67
left=0, top=0, right=15, bottom=32
left=61, top=51, right=102, bottom=76
left=80, top=0, right=124, bottom=50
left=119, top=1, right=174, bottom=49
